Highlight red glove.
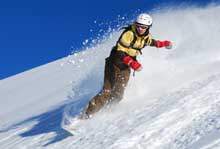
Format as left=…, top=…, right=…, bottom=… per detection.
left=123, top=56, right=142, bottom=71
left=156, top=40, right=172, bottom=49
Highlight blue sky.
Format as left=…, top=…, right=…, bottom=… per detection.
left=0, top=0, right=218, bottom=80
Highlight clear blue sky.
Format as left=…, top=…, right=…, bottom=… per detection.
left=0, top=0, right=218, bottom=80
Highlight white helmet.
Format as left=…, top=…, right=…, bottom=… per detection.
left=136, top=13, right=153, bottom=26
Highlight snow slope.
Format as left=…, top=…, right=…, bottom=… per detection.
left=1, top=4, right=220, bottom=149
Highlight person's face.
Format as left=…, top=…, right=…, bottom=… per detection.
left=135, top=23, right=148, bottom=35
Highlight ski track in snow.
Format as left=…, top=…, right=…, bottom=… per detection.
left=1, top=4, right=220, bottom=149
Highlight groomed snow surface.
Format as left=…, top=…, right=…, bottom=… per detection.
left=1, top=5, right=220, bottom=149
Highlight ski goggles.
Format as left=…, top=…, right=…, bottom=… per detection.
left=135, top=23, right=149, bottom=29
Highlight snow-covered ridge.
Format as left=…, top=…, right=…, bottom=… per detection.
left=1, top=4, right=220, bottom=149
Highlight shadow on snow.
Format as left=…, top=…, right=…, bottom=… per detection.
left=0, top=70, right=102, bottom=147
left=0, top=97, right=90, bottom=147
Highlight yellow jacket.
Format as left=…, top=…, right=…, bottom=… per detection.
left=117, top=24, right=153, bottom=57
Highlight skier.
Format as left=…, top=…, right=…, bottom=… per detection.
left=81, top=13, right=172, bottom=119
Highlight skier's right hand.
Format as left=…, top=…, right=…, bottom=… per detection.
left=123, top=56, right=142, bottom=71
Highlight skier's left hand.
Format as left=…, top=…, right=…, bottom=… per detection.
left=165, top=41, right=172, bottom=49
left=156, top=40, right=172, bottom=49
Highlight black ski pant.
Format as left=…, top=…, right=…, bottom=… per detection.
left=84, top=52, right=131, bottom=116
